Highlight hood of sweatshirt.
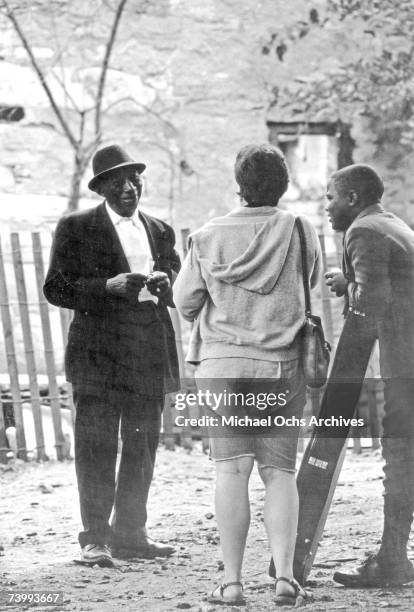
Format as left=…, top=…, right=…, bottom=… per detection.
left=192, top=206, right=297, bottom=295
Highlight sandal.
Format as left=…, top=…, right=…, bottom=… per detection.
left=275, top=577, right=310, bottom=606
left=207, top=581, right=246, bottom=606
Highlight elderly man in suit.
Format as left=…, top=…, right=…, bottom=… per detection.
left=324, top=164, right=414, bottom=587
left=44, top=145, right=180, bottom=566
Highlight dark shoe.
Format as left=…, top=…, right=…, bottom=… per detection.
left=275, top=577, right=311, bottom=606
left=207, top=581, right=246, bottom=606
left=112, top=537, right=175, bottom=559
left=81, top=544, right=113, bottom=567
left=333, top=554, right=414, bottom=588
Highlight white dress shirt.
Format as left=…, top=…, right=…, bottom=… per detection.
left=105, top=202, right=157, bottom=303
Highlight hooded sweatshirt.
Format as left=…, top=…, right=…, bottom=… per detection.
left=173, top=205, right=321, bottom=363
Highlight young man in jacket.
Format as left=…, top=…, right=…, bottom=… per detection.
left=325, top=164, right=414, bottom=587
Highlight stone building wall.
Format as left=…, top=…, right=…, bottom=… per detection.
left=0, top=0, right=287, bottom=234
left=2, top=0, right=407, bottom=376
left=0, top=0, right=413, bottom=235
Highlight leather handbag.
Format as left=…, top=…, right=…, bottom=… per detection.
left=296, top=217, right=331, bottom=388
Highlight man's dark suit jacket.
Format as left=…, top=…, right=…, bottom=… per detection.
left=44, top=203, right=181, bottom=398
left=343, top=203, right=414, bottom=378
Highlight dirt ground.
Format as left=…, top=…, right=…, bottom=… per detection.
left=1, top=443, right=414, bottom=612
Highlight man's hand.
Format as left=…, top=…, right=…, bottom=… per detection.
left=325, top=269, right=348, bottom=297
left=146, top=271, right=171, bottom=299
left=106, top=273, right=148, bottom=300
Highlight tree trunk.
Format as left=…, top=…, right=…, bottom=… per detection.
left=67, top=150, right=89, bottom=212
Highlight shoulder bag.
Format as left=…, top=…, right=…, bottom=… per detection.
left=296, top=217, right=331, bottom=388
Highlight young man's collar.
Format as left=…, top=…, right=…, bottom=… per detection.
left=355, top=202, right=385, bottom=221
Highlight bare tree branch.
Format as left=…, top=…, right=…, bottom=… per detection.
left=101, top=95, right=180, bottom=137
left=50, top=72, right=82, bottom=114
left=0, top=0, right=78, bottom=149
left=94, top=0, right=129, bottom=138
left=1, top=0, right=154, bottom=212
left=49, top=7, right=71, bottom=108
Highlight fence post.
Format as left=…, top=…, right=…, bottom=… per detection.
left=180, top=228, right=208, bottom=452
left=0, top=401, right=8, bottom=463
left=169, top=308, right=193, bottom=451
left=57, top=308, right=76, bottom=427
left=162, top=228, right=193, bottom=450
left=0, top=236, right=27, bottom=460
left=178, top=228, right=196, bottom=449
left=32, top=233, right=67, bottom=460
left=59, top=307, right=71, bottom=352
left=11, top=232, right=47, bottom=461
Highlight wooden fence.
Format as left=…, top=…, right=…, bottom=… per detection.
left=0, top=229, right=196, bottom=463
left=0, top=232, right=74, bottom=462
left=0, top=230, right=382, bottom=463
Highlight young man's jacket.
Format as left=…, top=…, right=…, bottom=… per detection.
left=43, top=203, right=181, bottom=397
left=342, top=203, right=414, bottom=377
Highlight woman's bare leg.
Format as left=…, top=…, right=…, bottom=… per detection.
left=214, top=455, right=254, bottom=600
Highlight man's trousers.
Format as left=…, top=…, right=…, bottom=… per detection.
left=73, top=386, right=162, bottom=548
left=320, top=312, right=414, bottom=562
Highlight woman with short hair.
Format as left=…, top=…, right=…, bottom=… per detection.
left=174, top=144, right=320, bottom=605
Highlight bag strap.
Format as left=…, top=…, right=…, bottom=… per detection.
left=295, top=217, right=312, bottom=316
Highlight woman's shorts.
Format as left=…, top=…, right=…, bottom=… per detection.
left=195, top=357, right=306, bottom=473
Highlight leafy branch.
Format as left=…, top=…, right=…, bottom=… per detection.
left=265, top=1, right=414, bottom=157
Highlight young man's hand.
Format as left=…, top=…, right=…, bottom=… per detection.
left=325, top=269, right=348, bottom=297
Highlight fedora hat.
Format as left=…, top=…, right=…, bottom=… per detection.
left=88, top=144, right=146, bottom=191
